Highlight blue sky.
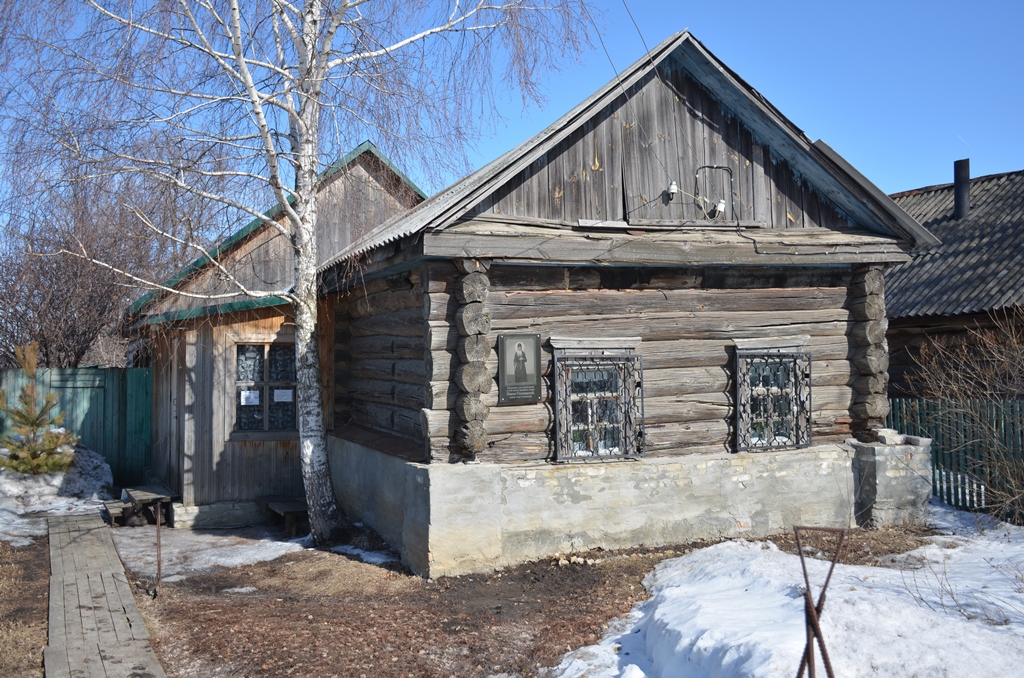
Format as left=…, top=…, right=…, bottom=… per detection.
left=465, top=0, right=1024, bottom=195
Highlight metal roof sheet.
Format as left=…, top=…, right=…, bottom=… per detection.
left=886, top=169, right=1024, bottom=319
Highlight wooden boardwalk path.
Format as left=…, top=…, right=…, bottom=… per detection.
left=44, top=513, right=166, bottom=678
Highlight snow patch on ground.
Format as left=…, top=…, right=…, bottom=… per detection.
left=223, top=586, right=257, bottom=594
left=331, top=544, right=398, bottom=565
left=0, top=447, right=112, bottom=546
left=111, top=525, right=305, bottom=580
left=550, top=502, right=1024, bottom=678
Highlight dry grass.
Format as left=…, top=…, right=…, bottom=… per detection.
left=0, top=539, right=48, bottom=677
left=132, top=524, right=936, bottom=678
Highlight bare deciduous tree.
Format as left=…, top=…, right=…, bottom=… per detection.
left=2, top=0, right=591, bottom=543
left=907, top=310, right=1024, bottom=523
left=0, top=156, right=231, bottom=368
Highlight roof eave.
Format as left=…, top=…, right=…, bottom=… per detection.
left=811, top=141, right=940, bottom=248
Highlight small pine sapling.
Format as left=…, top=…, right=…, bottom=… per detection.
left=0, top=342, right=78, bottom=475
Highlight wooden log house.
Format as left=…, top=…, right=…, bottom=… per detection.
left=133, top=32, right=937, bottom=575
left=128, top=142, right=425, bottom=526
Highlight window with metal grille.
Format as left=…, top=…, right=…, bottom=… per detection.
left=553, top=342, right=644, bottom=461
left=235, top=343, right=296, bottom=432
left=735, top=350, right=811, bottom=452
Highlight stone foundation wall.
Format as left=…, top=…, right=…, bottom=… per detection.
left=851, top=428, right=933, bottom=527
left=329, top=433, right=932, bottom=578
left=170, top=501, right=265, bottom=529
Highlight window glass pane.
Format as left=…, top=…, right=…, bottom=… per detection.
left=236, top=386, right=264, bottom=430
left=269, top=387, right=296, bottom=430
left=556, top=354, right=643, bottom=460
left=739, top=352, right=808, bottom=450
left=268, top=344, right=296, bottom=382
left=571, top=367, right=618, bottom=394
left=237, top=345, right=264, bottom=382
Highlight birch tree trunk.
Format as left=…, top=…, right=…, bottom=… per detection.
left=291, top=14, right=344, bottom=542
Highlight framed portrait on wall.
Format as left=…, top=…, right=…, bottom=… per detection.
left=497, top=334, right=542, bottom=404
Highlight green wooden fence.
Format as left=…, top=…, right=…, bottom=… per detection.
left=0, top=367, right=151, bottom=486
left=887, top=398, right=1024, bottom=512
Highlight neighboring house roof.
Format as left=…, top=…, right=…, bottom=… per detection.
left=318, top=31, right=935, bottom=275
left=886, top=169, right=1024, bottom=319
left=129, top=140, right=425, bottom=318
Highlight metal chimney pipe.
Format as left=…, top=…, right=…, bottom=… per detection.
left=954, top=158, right=970, bottom=220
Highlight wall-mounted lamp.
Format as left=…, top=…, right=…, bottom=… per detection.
left=667, top=180, right=679, bottom=201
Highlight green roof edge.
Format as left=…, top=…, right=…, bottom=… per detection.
left=128, top=140, right=425, bottom=316
left=132, top=295, right=289, bottom=329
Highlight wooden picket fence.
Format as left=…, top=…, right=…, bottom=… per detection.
left=0, top=367, right=151, bottom=486
left=887, top=398, right=1024, bottom=512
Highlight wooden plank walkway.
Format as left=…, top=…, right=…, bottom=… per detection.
left=44, top=513, right=166, bottom=678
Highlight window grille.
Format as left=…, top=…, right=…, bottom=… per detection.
left=235, top=343, right=296, bottom=432
left=735, top=351, right=811, bottom=452
left=554, top=350, right=644, bottom=461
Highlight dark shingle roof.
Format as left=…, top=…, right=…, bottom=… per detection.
left=886, top=170, right=1024, bottom=319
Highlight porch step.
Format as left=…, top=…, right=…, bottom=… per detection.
left=102, top=500, right=133, bottom=526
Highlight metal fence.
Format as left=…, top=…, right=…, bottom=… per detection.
left=887, top=398, right=1024, bottom=511
left=0, top=367, right=151, bottom=486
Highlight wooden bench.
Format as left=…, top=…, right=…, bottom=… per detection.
left=266, top=500, right=308, bottom=537
left=123, top=484, right=177, bottom=526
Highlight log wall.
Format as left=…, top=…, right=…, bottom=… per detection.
left=424, top=263, right=868, bottom=462
left=332, top=271, right=428, bottom=449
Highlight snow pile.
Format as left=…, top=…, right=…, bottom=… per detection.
left=111, top=525, right=304, bottom=581
left=331, top=544, right=398, bottom=565
left=0, top=447, right=113, bottom=546
left=551, top=504, right=1024, bottom=678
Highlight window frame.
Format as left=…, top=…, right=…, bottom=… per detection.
left=232, top=341, right=298, bottom=437
left=552, top=337, right=645, bottom=463
left=734, top=341, right=813, bottom=453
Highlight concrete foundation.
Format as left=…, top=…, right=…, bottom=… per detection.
left=329, top=432, right=930, bottom=578
left=851, top=428, right=933, bottom=527
left=171, top=501, right=265, bottom=529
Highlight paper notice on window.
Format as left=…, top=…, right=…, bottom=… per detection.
left=273, top=389, right=294, bottom=403
left=240, top=390, right=260, bottom=406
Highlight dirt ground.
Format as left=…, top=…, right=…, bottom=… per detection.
left=766, top=523, right=938, bottom=566
left=127, top=524, right=937, bottom=678
left=0, top=538, right=49, bottom=678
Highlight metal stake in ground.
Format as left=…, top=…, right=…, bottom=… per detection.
left=794, top=526, right=848, bottom=678
left=156, top=499, right=163, bottom=596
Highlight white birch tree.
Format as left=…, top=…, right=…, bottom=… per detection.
left=2, top=0, right=590, bottom=543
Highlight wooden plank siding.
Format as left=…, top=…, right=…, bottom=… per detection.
left=150, top=155, right=418, bottom=316
left=146, top=307, right=342, bottom=505
left=473, top=264, right=858, bottom=462
left=886, top=312, right=997, bottom=397
left=476, top=66, right=851, bottom=231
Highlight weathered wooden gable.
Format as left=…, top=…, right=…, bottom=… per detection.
left=149, top=152, right=421, bottom=316
left=476, top=65, right=850, bottom=230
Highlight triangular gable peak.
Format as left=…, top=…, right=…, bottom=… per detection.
left=463, top=35, right=930, bottom=242
left=474, top=62, right=851, bottom=230
left=137, top=143, right=424, bottom=322
left=316, top=32, right=934, bottom=277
